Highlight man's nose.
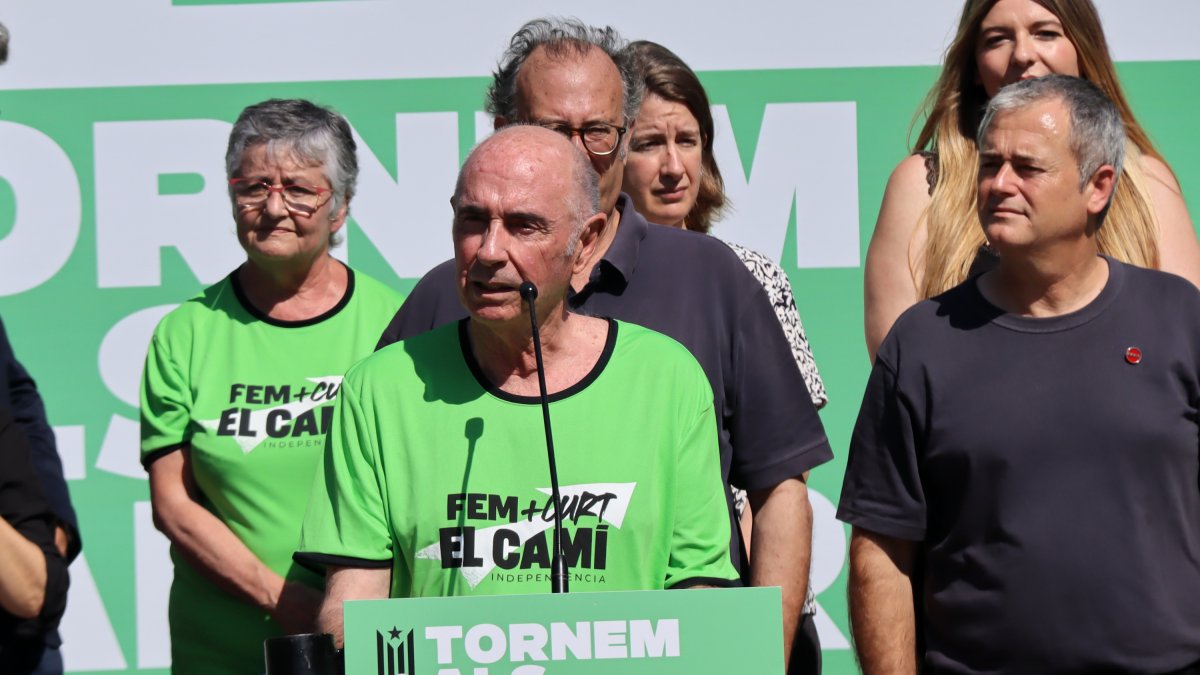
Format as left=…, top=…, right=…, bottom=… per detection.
left=992, top=163, right=1018, bottom=192
left=477, top=222, right=509, bottom=263
left=565, top=129, right=589, bottom=154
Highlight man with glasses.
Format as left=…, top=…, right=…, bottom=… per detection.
left=375, top=18, right=833, bottom=672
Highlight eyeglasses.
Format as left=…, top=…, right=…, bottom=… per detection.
left=536, top=121, right=627, bottom=156
left=228, top=178, right=333, bottom=215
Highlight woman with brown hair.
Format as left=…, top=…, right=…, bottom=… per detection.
left=621, top=39, right=826, bottom=675
left=622, top=40, right=826, bottom=410
left=864, top=0, right=1200, bottom=360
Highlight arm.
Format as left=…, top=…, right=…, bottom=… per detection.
left=0, top=409, right=70, bottom=625
left=864, top=155, right=932, bottom=362
left=1142, top=156, right=1200, bottom=288
left=148, top=447, right=321, bottom=634
left=318, top=566, right=391, bottom=647
left=848, top=527, right=918, bottom=675
left=774, top=284, right=827, bottom=409
left=748, top=476, right=812, bottom=666
left=0, top=319, right=78, bottom=559
left=0, top=515, right=47, bottom=618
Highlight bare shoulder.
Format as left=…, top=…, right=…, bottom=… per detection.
left=1141, top=155, right=1184, bottom=193
left=1138, top=155, right=1200, bottom=287
left=864, top=155, right=932, bottom=361
left=888, top=153, right=934, bottom=192
left=878, top=155, right=933, bottom=224
left=870, top=155, right=933, bottom=269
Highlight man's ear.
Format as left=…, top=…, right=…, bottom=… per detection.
left=572, top=212, right=607, bottom=275
left=1085, top=164, right=1117, bottom=217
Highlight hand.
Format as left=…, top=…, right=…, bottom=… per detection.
left=270, top=581, right=324, bottom=636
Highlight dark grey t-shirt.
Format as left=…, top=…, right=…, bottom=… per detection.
left=839, top=258, right=1200, bottom=674
left=377, top=195, right=833, bottom=576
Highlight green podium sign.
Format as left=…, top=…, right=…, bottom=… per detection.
left=343, top=587, right=783, bottom=674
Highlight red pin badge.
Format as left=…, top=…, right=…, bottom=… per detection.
left=1125, top=347, right=1142, bottom=365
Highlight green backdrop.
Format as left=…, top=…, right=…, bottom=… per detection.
left=0, top=60, right=1197, bottom=673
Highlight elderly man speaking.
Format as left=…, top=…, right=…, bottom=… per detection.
left=296, top=126, right=739, bottom=644
left=839, top=75, right=1200, bottom=675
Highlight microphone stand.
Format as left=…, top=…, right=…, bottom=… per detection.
left=519, top=281, right=569, bottom=594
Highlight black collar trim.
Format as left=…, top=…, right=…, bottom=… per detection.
left=230, top=263, right=355, bottom=328
left=458, top=317, right=618, bottom=404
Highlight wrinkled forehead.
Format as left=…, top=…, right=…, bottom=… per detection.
left=455, top=128, right=577, bottom=204
left=514, top=45, right=625, bottom=122
left=982, top=101, right=1071, bottom=153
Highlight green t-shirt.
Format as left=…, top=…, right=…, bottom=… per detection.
left=297, top=319, right=739, bottom=598
left=140, top=267, right=402, bottom=675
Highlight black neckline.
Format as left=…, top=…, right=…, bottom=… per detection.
left=458, top=317, right=618, bottom=404
left=969, top=256, right=1125, bottom=334
left=230, top=263, right=356, bottom=328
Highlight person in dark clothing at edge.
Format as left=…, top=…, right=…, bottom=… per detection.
left=373, top=17, right=833, bottom=672
left=0, top=320, right=79, bottom=675
left=0, top=404, right=71, bottom=674
left=0, top=26, right=83, bottom=675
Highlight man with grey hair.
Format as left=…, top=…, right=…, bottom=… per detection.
left=377, top=17, right=832, bottom=671
left=839, top=74, right=1200, bottom=674
left=298, top=125, right=741, bottom=645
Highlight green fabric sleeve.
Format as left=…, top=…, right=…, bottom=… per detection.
left=298, top=371, right=392, bottom=563
left=140, top=330, right=192, bottom=457
left=665, top=398, right=739, bottom=588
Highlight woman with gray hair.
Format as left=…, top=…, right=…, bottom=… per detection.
left=139, top=99, right=402, bottom=674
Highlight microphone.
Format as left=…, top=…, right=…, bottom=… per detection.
left=519, top=281, right=569, bottom=594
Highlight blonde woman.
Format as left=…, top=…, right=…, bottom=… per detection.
left=865, top=0, right=1200, bottom=360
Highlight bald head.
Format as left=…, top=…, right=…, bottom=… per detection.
left=451, top=125, right=606, bottom=325
left=454, top=125, right=600, bottom=241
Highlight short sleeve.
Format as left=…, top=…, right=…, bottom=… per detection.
left=665, top=398, right=741, bottom=589
left=140, top=329, right=192, bottom=464
left=836, top=354, right=927, bottom=541
left=295, top=375, right=393, bottom=570
left=728, top=281, right=832, bottom=492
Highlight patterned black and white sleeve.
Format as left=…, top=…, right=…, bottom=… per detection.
left=722, top=241, right=828, bottom=409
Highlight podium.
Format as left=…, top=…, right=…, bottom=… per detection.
left=343, top=587, right=784, bottom=674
